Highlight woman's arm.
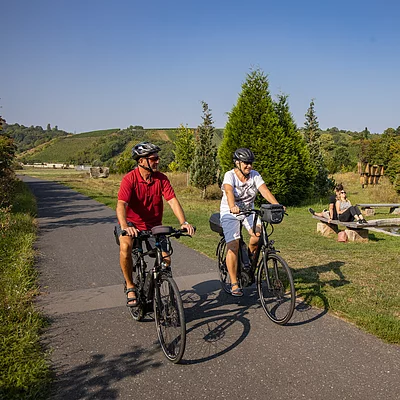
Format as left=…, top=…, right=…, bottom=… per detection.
left=223, top=183, right=240, bottom=213
left=258, top=184, right=279, bottom=204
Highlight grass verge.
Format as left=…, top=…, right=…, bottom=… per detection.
left=18, top=168, right=400, bottom=344
left=0, top=180, right=51, bottom=399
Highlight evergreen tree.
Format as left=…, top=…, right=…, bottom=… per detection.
left=173, top=124, right=195, bottom=173
left=219, top=68, right=277, bottom=173
left=219, top=68, right=315, bottom=205
left=303, top=99, right=331, bottom=196
left=273, top=94, right=316, bottom=204
left=190, top=102, right=219, bottom=198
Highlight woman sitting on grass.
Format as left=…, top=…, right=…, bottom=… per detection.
left=336, top=190, right=367, bottom=224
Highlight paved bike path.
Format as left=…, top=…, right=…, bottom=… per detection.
left=21, top=176, right=400, bottom=400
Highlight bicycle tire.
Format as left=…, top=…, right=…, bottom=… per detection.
left=153, top=272, right=186, bottom=363
left=257, top=253, right=295, bottom=325
left=217, top=239, right=231, bottom=293
left=128, top=265, right=145, bottom=321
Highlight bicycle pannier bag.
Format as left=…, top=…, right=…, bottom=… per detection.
left=209, top=213, right=223, bottom=234
left=260, top=204, right=284, bottom=224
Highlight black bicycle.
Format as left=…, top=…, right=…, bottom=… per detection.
left=209, top=204, right=295, bottom=325
left=121, top=225, right=193, bottom=363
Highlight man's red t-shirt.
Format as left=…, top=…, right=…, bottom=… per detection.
left=118, top=167, right=176, bottom=230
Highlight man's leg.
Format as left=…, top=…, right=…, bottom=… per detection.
left=119, top=235, right=137, bottom=302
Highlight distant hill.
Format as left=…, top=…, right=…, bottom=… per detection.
left=6, top=123, right=70, bottom=153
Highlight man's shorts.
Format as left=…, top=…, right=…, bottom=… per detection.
left=221, top=213, right=255, bottom=243
left=114, top=222, right=169, bottom=255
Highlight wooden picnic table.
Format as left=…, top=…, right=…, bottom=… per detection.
left=356, top=203, right=400, bottom=214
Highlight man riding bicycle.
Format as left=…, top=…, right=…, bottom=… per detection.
left=220, top=148, right=282, bottom=297
left=116, top=142, right=195, bottom=307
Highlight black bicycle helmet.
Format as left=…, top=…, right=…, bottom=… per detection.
left=131, top=142, right=161, bottom=160
left=233, top=148, right=255, bottom=163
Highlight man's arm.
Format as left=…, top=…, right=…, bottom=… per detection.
left=329, top=203, right=334, bottom=221
left=167, top=197, right=195, bottom=235
left=116, top=200, right=138, bottom=237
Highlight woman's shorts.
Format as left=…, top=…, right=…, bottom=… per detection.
left=221, top=213, right=255, bottom=243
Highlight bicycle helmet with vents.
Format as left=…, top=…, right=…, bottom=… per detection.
left=131, top=142, right=161, bottom=160
left=233, top=148, right=255, bottom=163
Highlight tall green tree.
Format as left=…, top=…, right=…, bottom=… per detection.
left=219, top=68, right=315, bottom=205
left=190, top=102, right=219, bottom=198
left=173, top=124, right=195, bottom=173
left=303, top=99, right=331, bottom=196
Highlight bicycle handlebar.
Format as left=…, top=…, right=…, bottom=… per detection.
left=121, top=226, right=196, bottom=239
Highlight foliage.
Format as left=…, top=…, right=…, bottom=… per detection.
left=219, top=68, right=315, bottom=206
left=303, top=99, right=331, bottom=195
left=0, top=129, right=17, bottom=207
left=173, top=124, right=195, bottom=172
left=190, top=102, right=219, bottom=198
left=5, top=123, right=69, bottom=153
left=0, top=181, right=51, bottom=399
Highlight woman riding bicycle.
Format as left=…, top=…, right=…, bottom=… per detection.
left=220, top=148, right=282, bottom=297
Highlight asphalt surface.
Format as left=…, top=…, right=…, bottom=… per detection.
left=21, top=176, right=400, bottom=400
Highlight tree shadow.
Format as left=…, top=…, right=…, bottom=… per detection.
left=49, top=349, right=162, bottom=400
left=289, top=260, right=349, bottom=326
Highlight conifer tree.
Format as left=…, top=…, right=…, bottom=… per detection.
left=273, top=94, right=315, bottom=204
left=190, top=102, right=219, bottom=198
left=219, top=68, right=315, bottom=205
left=303, top=99, right=331, bottom=196
left=173, top=124, right=195, bottom=173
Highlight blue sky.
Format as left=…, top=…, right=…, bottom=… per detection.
left=1, top=0, right=399, bottom=134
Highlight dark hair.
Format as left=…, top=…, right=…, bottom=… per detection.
left=335, top=183, right=344, bottom=192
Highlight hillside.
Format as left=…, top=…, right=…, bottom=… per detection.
left=6, top=123, right=70, bottom=153
left=16, top=125, right=224, bottom=165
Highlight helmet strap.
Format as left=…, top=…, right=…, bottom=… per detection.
left=138, top=159, right=154, bottom=175
left=235, top=161, right=250, bottom=179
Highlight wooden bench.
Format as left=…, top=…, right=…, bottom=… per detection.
left=356, top=203, right=400, bottom=216
left=312, top=215, right=373, bottom=242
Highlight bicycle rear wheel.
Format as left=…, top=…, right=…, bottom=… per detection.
left=154, top=272, right=186, bottom=363
left=217, top=238, right=231, bottom=293
left=128, top=264, right=145, bottom=321
left=257, top=253, right=295, bottom=325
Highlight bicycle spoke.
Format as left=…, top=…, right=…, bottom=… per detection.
left=257, top=253, right=295, bottom=324
left=154, top=274, right=186, bottom=363
left=217, top=239, right=232, bottom=293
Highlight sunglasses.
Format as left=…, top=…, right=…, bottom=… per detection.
left=242, top=161, right=253, bottom=166
left=340, top=191, right=346, bottom=194
left=147, top=156, right=160, bottom=162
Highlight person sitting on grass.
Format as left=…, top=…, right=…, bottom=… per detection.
left=309, top=183, right=344, bottom=222
left=336, top=190, right=367, bottom=224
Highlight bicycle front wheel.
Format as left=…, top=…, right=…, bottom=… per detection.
left=257, top=253, right=295, bottom=325
left=154, top=273, right=186, bottom=363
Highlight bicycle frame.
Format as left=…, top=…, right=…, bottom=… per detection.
left=226, top=212, right=278, bottom=288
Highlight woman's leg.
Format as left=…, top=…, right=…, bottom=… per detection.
left=339, top=209, right=353, bottom=222
left=221, top=214, right=242, bottom=294
left=226, top=239, right=240, bottom=287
